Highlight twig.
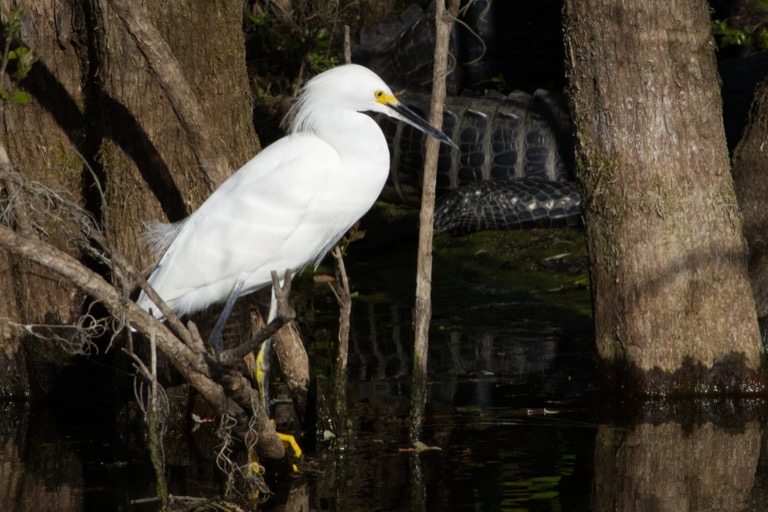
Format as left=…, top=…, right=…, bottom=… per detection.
left=410, top=0, right=460, bottom=443
left=331, top=245, right=352, bottom=440
left=121, top=319, right=170, bottom=507
left=0, top=224, right=225, bottom=408
left=219, top=271, right=295, bottom=364
left=343, top=25, right=351, bottom=65
left=147, top=319, right=169, bottom=507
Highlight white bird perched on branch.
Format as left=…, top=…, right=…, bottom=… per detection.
left=135, top=64, right=456, bottom=351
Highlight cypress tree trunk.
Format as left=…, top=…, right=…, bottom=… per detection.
left=87, top=0, right=258, bottom=269
left=0, top=0, right=258, bottom=396
left=732, top=80, right=768, bottom=318
left=0, top=0, right=89, bottom=396
left=562, top=0, right=764, bottom=395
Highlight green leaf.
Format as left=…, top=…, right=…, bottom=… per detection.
left=11, top=91, right=30, bottom=103
left=530, top=490, right=560, bottom=500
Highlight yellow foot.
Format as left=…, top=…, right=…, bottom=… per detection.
left=277, top=431, right=303, bottom=472
left=278, top=431, right=303, bottom=458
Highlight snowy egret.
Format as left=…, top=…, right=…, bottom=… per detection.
left=136, top=64, right=456, bottom=351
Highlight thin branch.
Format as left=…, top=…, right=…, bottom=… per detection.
left=410, top=0, right=460, bottom=442
left=219, top=271, right=295, bottom=364
left=0, top=223, right=213, bottom=398
left=0, top=221, right=286, bottom=458
left=331, top=245, right=351, bottom=440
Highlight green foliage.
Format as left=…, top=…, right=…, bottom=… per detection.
left=245, top=11, right=270, bottom=27
left=243, top=1, right=361, bottom=143
left=305, top=26, right=339, bottom=72
left=244, top=1, right=352, bottom=90
left=0, top=3, right=35, bottom=106
left=712, top=18, right=768, bottom=51
left=710, top=2, right=768, bottom=53
left=491, top=73, right=517, bottom=95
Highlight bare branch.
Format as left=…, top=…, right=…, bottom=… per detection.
left=219, top=271, right=295, bottom=364
left=0, top=222, right=219, bottom=395
left=0, top=220, right=290, bottom=456
left=410, top=0, right=460, bottom=442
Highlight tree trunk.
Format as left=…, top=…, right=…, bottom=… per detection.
left=733, top=80, right=768, bottom=318
left=562, top=0, right=764, bottom=395
left=0, top=0, right=258, bottom=397
left=0, top=0, right=89, bottom=396
left=87, top=0, right=258, bottom=270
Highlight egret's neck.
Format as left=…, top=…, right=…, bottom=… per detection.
left=310, top=109, right=389, bottom=163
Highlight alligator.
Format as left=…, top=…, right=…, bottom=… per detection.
left=354, top=2, right=580, bottom=235
left=377, top=89, right=579, bottom=234
left=354, top=2, right=768, bottom=235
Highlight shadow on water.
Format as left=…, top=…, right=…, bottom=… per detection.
left=4, top=215, right=768, bottom=511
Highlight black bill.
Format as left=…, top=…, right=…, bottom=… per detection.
left=389, top=101, right=458, bottom=149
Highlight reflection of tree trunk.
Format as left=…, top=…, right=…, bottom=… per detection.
left=746, top=423, right=768, bottom=507
left=0, top=405, right=82, bottom=511
left=563, top=0, right=763, bottom=394
left=594, top=421, right=760, bottom=511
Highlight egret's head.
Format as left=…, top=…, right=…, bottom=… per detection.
left=288, top=64, right=457, bottom=149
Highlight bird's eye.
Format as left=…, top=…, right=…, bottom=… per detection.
left=374, top=90, right=392, bottom=104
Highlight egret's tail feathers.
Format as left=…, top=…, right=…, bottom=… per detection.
left=144, top=219, right=187, bottom=256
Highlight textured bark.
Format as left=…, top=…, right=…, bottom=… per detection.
left=563, top=0, right=764, bottom=394
left=272, top=320, right=309, bottom=420
left=0, top=0, right=88, bottom=396
left=410, top=0, right=459, bottom=442
left=88, top=0, right=258, bottom=271
left=593, top=421, right=760, bottom=511
left=0, top=0, right=258, bottom=397
left=733, top=81, right=768, bottom=317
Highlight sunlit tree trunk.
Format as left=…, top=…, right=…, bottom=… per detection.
left=0, top=0, right=88, bottom=396
left=88, top=0, right=258, bottom=268
left=733, top=81, right=768, bottom=318
left=562, top=0, right=764, bottom=395
left=0, top=0, right=258, bottom=396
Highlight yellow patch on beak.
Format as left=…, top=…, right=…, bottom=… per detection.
left=374, top=90, right=398, bottom=106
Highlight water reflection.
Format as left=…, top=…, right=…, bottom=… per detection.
left=0, top=402, right=83, bottom=511
left=595, top=419, right=763, bottom=512
left=5, top=228, right=768, bottom=511
left=303, top=293, right=597, bottom=511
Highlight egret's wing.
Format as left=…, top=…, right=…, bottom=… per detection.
left=142, top=134, right=339, bottom=315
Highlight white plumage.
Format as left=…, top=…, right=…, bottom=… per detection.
left=136, top=64, right=455, bottom=321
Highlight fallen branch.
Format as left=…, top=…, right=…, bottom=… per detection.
left=0, top=222, right=285, bottom=459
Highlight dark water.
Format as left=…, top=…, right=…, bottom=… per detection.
left=4, top=223, right=768, bottom=511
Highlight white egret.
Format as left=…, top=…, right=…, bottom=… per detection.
left=136, top=64, right=455, bottom=353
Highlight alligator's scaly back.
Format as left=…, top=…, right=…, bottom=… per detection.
left=377, top=89, right=575, bottom=207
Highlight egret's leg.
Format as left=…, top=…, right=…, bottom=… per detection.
left=255, top=278, right=303, bottom=469
left=255, top=287, right=278, bottom=410
left=209, top=279, right=245, bottom=358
